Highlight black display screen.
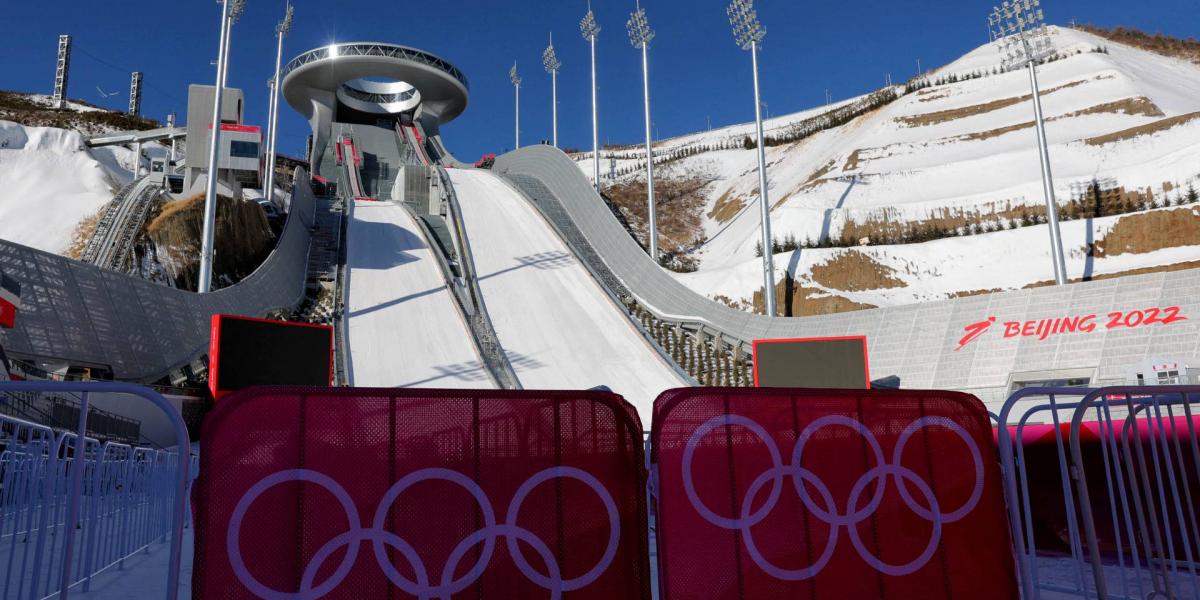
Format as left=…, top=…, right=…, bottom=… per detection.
left=754, top=338, right=870, bottom=389
left=214, top=317, right=332, bottom=392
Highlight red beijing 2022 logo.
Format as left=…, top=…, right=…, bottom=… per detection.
left=956, top=307, right=1188, bottom=351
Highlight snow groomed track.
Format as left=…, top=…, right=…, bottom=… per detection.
left=343, top=200, right=493, bottom=388
left=449, top=168, right=686, bottom=414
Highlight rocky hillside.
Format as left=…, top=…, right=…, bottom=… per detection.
left=147, top=193, right=275, bottom=290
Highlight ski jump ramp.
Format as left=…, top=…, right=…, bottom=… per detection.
left=491, top=145, right=1200, bottom=406
left=344, top=200, right=493, bottom=389
left=450, top=168, right=687, bottom=413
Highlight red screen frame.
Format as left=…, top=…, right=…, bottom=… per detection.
left=208, top=314, right=334, bottom=400
left=752, top=335, right=872, bottom=389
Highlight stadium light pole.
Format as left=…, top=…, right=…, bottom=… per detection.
left=264, top=2, right=293, bottom=206
left=199, top=0, right=245, bottom=294
left=628, top=0, right=659, bottom=263
left=581, top=3, right=602, bottom=193
left=990, top=0, right=1068, bottom=285
left=543, top=34, right=561, bottom=148
left=728, top=0, right=777, bottom=317
left=510, top=62, right=522, bottom=149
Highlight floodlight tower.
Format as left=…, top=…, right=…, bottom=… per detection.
left=510, top=62, right=522, bottom=149
left=990, top=0, right=1067, bottom=285
left=52, top=35, right=72, bottom=110
left=628, top=1, right=659, bottom=263
left=198, top=0, right=246, bottom=294
left=128, top=72, right=143, bottom=116
left=264, top=2, right=294, bottom=205
left=543, top=35, right=562, bottom=148
left=728, top=0, right=777, bottom=317
left=166, top=112, right=178, bottom=163
left=581, top=3, right=602, bottom=193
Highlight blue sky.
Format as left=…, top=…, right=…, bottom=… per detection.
left=0, top=0, right=1196, bottom=161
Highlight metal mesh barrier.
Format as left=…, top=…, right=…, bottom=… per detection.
left=193, top=387, right=652, bottom=599
left=651, top=387, right=1017, bottom=599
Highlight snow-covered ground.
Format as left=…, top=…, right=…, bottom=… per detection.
left=577, top=27, right=1200, bottom=309
left=343, top=200, right=493, bottom=388
left=451, top=168, right=687, bottom=418
left=679, top=205, right=1200, bottom=308
left=0, top=121, right=131, bottom=254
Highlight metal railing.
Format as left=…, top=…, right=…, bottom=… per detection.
left=0, top=382, right=191, bottom=600
left=436, top=166, right=521, bottom=389
left=81, top=177, right=165, bottom=274
left=996, top=385, right=1200, bottom=599
left=281, top=43, right=469, bottom=91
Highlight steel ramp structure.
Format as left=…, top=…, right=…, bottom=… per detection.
left=450, top=168, right=687, bottom=416
left=343, top=200, right=493, bottom=388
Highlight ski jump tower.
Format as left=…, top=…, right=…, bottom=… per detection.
left=280, top=42, right=469, bottom=170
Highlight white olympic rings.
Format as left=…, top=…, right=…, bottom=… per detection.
left=227, top=466, right=621, bottom=599
left=681, top=414, right=984, bottom=579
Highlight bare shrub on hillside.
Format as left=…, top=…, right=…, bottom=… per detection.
left=1079, top=25, right=1200, bottom=64
left=147, top=193, right=274, bottom=290
left=603, top=169, right=714, bottom=272
left=0, top=91, right=160, bottom=135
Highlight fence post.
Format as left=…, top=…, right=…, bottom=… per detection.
left=57, top=392, right=91, bottom=598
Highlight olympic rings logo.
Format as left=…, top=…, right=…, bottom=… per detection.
left=681, top=414, right=984, bottom=579
left=227, top=466, right=621, bottom=599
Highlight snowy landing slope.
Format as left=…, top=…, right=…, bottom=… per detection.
left=344, top=200, right=493, bottom=389
left=581, top=26, right=1200, bottom=309
left=450, top=168, right=686, bottom=418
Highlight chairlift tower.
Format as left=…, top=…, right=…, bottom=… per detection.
left=728, top=0, right=777, bottom=317
left=581, top=4, right=602, bottom=193
left=510, top=62, right=522, bottom=149
left=543, top=34, right=561, bottom=148
left=53, top=35, right=72, bottom=110
left=128, top=72, right=143, bottom=116
left=628, top=1, right=659, bottom=263
left=990, top=0, right=1067, bottom=285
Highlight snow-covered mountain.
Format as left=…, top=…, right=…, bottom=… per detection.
left=577, top=26, right=1200, bottom=314
left=0, top=94, right=153, bottom=255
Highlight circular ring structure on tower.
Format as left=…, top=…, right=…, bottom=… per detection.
left=281, top=42, right=469, bottom=124
left=337, top=78, right=422, bottom=115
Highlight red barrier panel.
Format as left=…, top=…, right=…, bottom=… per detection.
left=652, top=388, right=1018, bottom=600
left=194, top=387, right=651, bottom=599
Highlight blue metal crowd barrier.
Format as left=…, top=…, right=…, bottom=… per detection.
left=0, top=382, right=191, bottom=600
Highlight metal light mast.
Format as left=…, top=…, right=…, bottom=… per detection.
left=543, top=34, right=562, bottom=148
left=990, top=0, right=1067, bottom=285
left=166, top=112, right=178, bottom=164
left=581, top=3, right=602, bottom=193
left=264, top=2, right=294, bottom=206
left=198, top=0, right=246, bottom=294
left=510, top=62, right=522, bottom=149
left=628, top=1, right=659, bottom=263
left=728, top=0, right=777, bottom=317
left=128, top=72, right=143, bottom=116
left=52, top=35, right=72, bottom=110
